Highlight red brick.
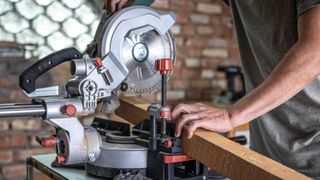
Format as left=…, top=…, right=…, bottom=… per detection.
left=181, top=69, right=202, bottom=79
left=202, top=48, right=228, bottom=58
left=197, top=3, right=222, bottom=14
left=197, top=26, right=214, bottom=35
left=0, top=75, right=17, bottom=88
left=170, top=79, right=189, bottom=90
left=189, top=79, right=212, bottom=89
left=201, top=58, right=220, bottom=68
left=0, top=121, right=9, bottom=131
left=162, top=91, right=185, bottom=101
left=14, top=148, right=54, bottom=161
left=201, top=88, right=221, bottom=100
left=185, top=58, right=201, bottom=68
left=151, top=0, right=169, bottom=9
left=0, top=150, right=13, bottom=164
left=0, top=133, right=28, bottom=149
left=170, top=1, right=194, bottom=11
left=212, top=79, right=227, bottom=89
left=9, top=90, right=28, bottom=102
left=182, top=25, right=196, bottom=36
left=186, top=90, right=202, bottom=100
left=201, top=69, right=216, bottom=79
left=211, top=16, right=222, bottom=25
left=1, top=164, right=26, bottom=178
left=190, top=14, right=210, bottom=24
left=174, top=37, right=184, bottom=47
left=11, top=118, right=41, bottom=131
left=186, top=38, right=208, bottom=47
left=178, top=48, right=203, bottom=57
left=176, top=13, right=189, bottom=24
left=208, top=38, right=228, bottom=47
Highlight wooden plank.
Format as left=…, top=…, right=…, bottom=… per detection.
left=182, top=130, right=309, bottom=180
left=115, top=96, right=149, bottom=125
left=115, top=97, right=310, bottom=180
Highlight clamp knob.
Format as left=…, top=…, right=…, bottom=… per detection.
left=55, top=155, right=65, bottom=164
left=62, top=104, right=77, bottom=116
left=164, top=139, right=173, bottom=148
left=156, top=59, right=173, bottom=75
left=160, top=106, right=171, bottom=119
left=40, top=136, right=56, bottom=148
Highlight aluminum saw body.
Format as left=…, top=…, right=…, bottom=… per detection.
left=92, top=6, right=176, bottom=94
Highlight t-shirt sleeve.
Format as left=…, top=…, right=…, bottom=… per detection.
left=297, top=0, right=320, bottom=16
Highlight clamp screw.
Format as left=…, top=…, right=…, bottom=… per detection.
left=62, top=104, right=77, bottom=116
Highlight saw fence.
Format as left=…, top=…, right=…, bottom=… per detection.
left=115, top=97, right=310, bottom=180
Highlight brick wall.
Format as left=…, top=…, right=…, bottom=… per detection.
left=151, top=0, right=240, bottom=102
left=0, top=0, right=240, bottom=179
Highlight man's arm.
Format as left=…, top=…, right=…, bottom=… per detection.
left=173, top=5, right=320, bottom=138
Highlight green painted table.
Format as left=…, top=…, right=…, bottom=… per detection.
left=27, top=154, right=102, bottom=180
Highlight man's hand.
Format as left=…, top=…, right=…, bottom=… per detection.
left=172, top=103, right=233, bottom=139
left=104, top=0, right=131, bottom=12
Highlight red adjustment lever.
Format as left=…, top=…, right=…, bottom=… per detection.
left=163, top=154, right=194, bottom=164
left=40, top=136, right=57, bottom=148
left=95, top=57, right=103, bottom=68
left=156, top=59, right=173, bottom=75
left=62, top=104, right=77, bottom=116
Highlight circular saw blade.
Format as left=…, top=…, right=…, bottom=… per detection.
left=121, top=30, right=176, bottom=94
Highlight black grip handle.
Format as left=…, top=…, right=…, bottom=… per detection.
left=19, top=47, right=82, bottom=93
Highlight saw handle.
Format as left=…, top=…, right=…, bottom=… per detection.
left=19, top=47, right=83, bottom=94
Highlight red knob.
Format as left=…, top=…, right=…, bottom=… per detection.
left=55, top=156, right=65, bottom=164
left=40, top=136, right=56, bottom=148
left=160, top=107, right=171, bottom=119
left=164, top=139, right=173, bottom=148
left=95, top=57, right=103, bottom=68
left=156, top=59, right=173, bottom=75
left=62, top=104, right=77, bottom=116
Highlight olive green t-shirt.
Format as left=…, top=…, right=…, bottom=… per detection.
left=229, top=0, right=320, bottom=177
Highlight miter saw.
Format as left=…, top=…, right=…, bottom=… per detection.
left=0, top=4, right=209, bottom=180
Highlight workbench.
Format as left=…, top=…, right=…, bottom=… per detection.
left=27, top=154, right=102, bottom=180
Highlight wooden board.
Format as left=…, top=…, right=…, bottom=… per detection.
left=115, top=96, right=149, bottom=125
left=115, top=97, right=310, bottom=180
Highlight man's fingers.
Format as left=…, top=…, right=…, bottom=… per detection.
left=117, top=0, right=130, bottom=10
left=175, top=113, right=202, bottom=137
left=172, top=103, right=200, bottom=120
left=186, top=120, right=205, bottom=139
